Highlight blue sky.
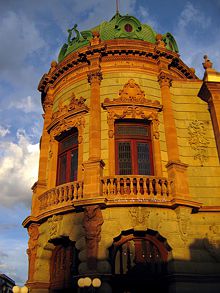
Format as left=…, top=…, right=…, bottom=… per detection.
left=0, top=0, right=220, bottom=286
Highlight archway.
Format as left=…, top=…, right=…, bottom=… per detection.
left=50, top=237, right=79, bottom=292
left=109, top=229, right=172, bottom=293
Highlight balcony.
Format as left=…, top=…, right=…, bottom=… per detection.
left=38, top=175, right=174, bottom=213
left=101, top=175, right=173, bottom=205
left=39, top=181, right=83, bottom=212
left=24, top=174, right=201, bottom=226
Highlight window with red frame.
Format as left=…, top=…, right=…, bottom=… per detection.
left=56, top=128, right=78, bottom=185
left=115, top=120, right=153, bottom=175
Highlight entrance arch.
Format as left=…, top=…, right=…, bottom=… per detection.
left=109, top=229, right=172, bottom=293
left=50, top=237, right=79, bottom=292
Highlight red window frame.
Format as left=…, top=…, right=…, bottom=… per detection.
left=56, top=128, right=78, bottom=186
left=115, top=120, right=154, bottom=175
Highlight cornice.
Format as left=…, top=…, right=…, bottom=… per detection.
left=38, top=39, right=198, bottom=99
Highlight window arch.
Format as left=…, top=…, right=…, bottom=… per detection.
left=56, top=128, right=78, bottom=185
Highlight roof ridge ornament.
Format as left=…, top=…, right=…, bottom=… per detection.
left=203, top=55, right=213, bottom=70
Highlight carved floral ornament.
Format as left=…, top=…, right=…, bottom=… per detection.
left=49, top=115, right=85, bottom=143
left=47, top=92, right=88, bottom=141
left=52, top=92, right=88, bottom=120
left=102, top=79, right=162, bottom=139
left=188, top=120, right=210, bottom=166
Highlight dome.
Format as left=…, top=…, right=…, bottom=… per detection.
left=58, top=13, right=179, bottom=62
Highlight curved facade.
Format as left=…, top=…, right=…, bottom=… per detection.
left=23, top=13, right=220, bottom=293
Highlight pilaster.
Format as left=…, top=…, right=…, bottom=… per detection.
left=158, top=69, right=189, bottom=198
left=32, top=87, right=54, bottom=215
left=83, top=52, right=103, bottom=198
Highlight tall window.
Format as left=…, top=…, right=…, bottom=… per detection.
left=56, top=128, right=78, bottom=185
left=115, top=120, right=153, bottom=175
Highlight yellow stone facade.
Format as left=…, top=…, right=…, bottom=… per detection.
left=23, top=25, right=220, bottom=293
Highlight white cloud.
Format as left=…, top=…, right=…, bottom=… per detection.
left=0, top=129, right=39, bottom=207
left=0, top=11, right=45, bottom=70
left=9, top=95, right=38, bottom=113
left=173, top=2, right=220, bottom=78
left=136, top=5, right=160, bottom=31
left=0, top=125, right=10, bottom=137
left=178, top=2, right=211, bottom=30
left=0, top=238, right=28, bottom=285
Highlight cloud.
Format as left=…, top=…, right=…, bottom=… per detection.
left=178, top=2, right=211, bottom=30
left=0, top=129, right=39, bottom=207
left=136, top=5, right=160, bottom=31
left=9, top=96, right=38, bottom=113
left=173, top=1, right=220, bottom=78
left=0, top=125, right=10, bottom=137
left=0, top=237, right=28, bottom=285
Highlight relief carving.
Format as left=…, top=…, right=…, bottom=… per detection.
left=83, top=205, right=104, bottom=270
left=158, top=72, right=172, bottom=88
left=129, top=207, right=150, bottom=227
left=52, top=92, right=88, bottom=119
left=188, top=120, right=210, bottom=166
left=88, top=71, right=103, bottom=85
left=107, top=108, right=160, bottom=139
left=50, top=115, right=85, bottom=138
left=27, top=224, right=40, bottom=281
left=204, top=224, right=220, bottom=262
left=48, top=215, right=63, bottom=239
left=176, top=207, right=191, bottom=243
left=103, top=79, right=161, bottom=107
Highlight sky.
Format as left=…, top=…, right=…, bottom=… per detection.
left=0, top=0, right=220, bottom=286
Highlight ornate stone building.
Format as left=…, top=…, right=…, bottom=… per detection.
left=23, top=12, right=220, bottom=293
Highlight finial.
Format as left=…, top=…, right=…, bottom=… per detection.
left=116, top=0, right=119, bottom=14
left=203, top=55, right=213, bottom=70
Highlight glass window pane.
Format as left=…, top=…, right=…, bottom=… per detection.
left=60, top=134, right=78, bottom=153
left=118, top=142, right=132, bottom=175
left=70, top=149, right=78, bottom=181
left=116, top=125, right=148, bottom=137
left=58, top=155, right=67, bottom=185
left=137, top=143, right=151, bottom=175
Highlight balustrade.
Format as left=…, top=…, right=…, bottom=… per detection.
left=101, top=176, right=173, bottom=202
left=39, top=181, right=83, bottom=211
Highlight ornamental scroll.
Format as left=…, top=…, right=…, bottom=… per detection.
left=188, top=120, right=210, bottom=166
left=102, top=79, right=162, bottom=139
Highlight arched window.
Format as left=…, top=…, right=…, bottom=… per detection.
left=56, top=128, right=78, bottom=186
left=115, top=120, right=153, bottom=175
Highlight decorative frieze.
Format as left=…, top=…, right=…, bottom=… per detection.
left=188, top=120, right=210, bottom=166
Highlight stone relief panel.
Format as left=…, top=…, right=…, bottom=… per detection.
left=175, top=207, right=191, bottom=244
left=188, top=120, right=210, bottom=166
left=129, top=207, right=150, bottom=228
left=48, top=215, right=63, bottom=239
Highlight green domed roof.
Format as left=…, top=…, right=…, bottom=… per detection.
left=58, top=13, right=179, bottom=62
